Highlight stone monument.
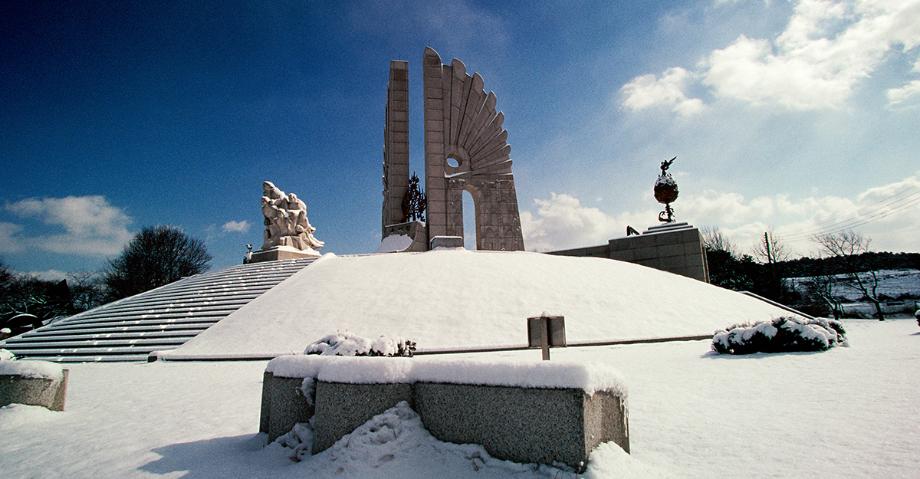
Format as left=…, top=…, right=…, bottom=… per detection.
left=380, top=48, right=525, bottom=252
left=247, top=181, right=323, bottom=263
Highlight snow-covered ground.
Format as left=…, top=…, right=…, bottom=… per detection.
left=168, top=250, right=800, bottom=359
left=2, top=319, right=917, bottom=478
left=786, top=268, right=920, bottom=302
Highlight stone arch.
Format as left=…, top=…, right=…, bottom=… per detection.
left=423, top=47, right=524, bottom=251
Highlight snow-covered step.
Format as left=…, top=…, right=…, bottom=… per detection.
left=48, top=316, right=225, bottom=330
left=17, top=328, right=199, bottom=342
left=9, top=345, right=171, bottom=356
left=20, top=354, right=152, bottom=363
left=3, top=337, right=189, bottom=349
left=83, top=292, right=267, bottom=313
left=1, top=257, right=316, bottom=362
left=98, top=287, right=268, bottom=303
left=20, top=323, right=214, bottom=336
left=62, top=306, right=241, bottom=322
left=78, top=296, right=258, bottom=315
left=141, top=280, right=285, bottom=295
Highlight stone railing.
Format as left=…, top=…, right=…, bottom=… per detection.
left=260, top=356, right=629, bottom=471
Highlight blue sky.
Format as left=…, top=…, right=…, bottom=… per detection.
left=2, top=0, right=919, bottom=278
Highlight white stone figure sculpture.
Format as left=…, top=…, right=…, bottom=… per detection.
left=261, top=181, right=324, bottom=252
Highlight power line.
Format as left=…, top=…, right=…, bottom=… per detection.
left=783, top=187, right=920, bottom=239
left=783, top=189, right=920, bottom=240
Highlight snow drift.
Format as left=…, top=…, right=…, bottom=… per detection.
left=167, top=250, right=801, bottom=359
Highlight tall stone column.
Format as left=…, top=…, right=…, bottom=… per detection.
left=423, top=48, right=448, bottom=240
left=382, top=60, right=410, bottom=233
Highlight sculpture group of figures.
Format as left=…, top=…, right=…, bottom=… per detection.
left=261, top=181, right=324, bottom=251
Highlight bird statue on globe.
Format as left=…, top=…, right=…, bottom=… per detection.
left=654, top=156, right=679, bottom=223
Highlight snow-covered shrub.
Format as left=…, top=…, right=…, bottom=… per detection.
left=0, top=348, right=15, bottom=361
left=712, top=316, right=847, bottom=355
left=915, top=309, right=919, bottom=327
left=305, top=332, right=416, bottom=357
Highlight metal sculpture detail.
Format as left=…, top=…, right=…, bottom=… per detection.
left=654, top=156, right=679, bottom=223
left=401, top=172, right=427, bottom=222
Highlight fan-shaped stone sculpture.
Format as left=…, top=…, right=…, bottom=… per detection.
left=422, top=47, right=524, bottom=251
left=380, top=49, right=524, bottom=252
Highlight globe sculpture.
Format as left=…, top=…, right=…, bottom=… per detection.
left=654, top=156, right=678, bottom=223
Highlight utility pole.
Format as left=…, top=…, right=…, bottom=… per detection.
left=765, top=231, right=778, bottom=299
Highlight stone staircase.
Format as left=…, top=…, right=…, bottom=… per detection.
left=0, top=258, right=316, bottom=362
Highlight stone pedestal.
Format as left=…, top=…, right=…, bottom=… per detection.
left=609, top=223, right=709, bottom=282
left=549, top=222, right=710, bottom=282
left=429, top=236, right=463, bottom=249
left=248, top=246, right=320, bottom=264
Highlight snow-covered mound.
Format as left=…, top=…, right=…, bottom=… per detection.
left=167, top=250, right=801, bottom=359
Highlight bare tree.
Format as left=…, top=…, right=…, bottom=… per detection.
left=67, top=271, right=106, bottom=312
left=813, top=230, right=884, bottom=320
left=104, top=226, right=211, bottom=301
left=806, top=271, right=843, bottom=320
left=701, top=226, right=737, bottom=256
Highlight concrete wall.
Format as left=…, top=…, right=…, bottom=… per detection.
left=260, top=371, right=629, bottom=471
left=549, top=224, right=710, bottom=282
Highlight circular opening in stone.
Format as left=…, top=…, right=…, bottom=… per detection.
left=447, top=157, right=460, bottom=168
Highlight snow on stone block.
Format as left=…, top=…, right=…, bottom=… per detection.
left=316, top=357, right=415, bottom=385
left=265, top=355, right=628, bottom=396
left=261, top=357, right=631, bottom=471
left=0, top=349, right=15, bottom=362
left=410, top=358, right=628, bottom=397
left=0, top=360, right=63, bottom=380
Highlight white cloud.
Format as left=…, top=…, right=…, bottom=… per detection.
left=704, top=0, right=920, bottom=109
left=886, top=80, right=920, bottom=108
left=0, top=222, right=25, bottom=254
left=4, top=196, right=134, bottom=256
left=521, top=173, right=920, bottom=255
left=623, top=0, right=920, bottom=112
left=521, top=193, right=621, bottom=252
left=620, top=67, right=705, bottom=117
left=222, top=220, right=251, bottom=233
